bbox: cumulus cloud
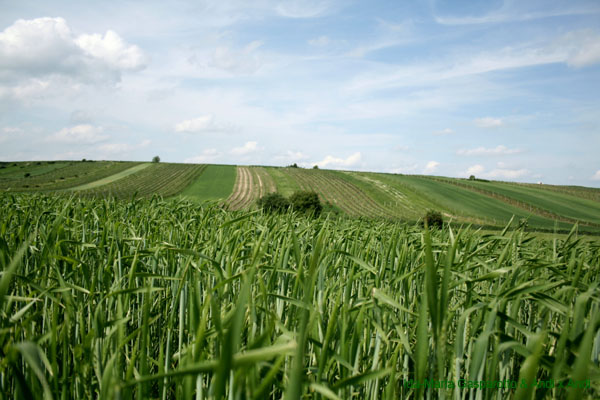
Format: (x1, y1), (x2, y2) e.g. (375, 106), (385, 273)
(474, 117), (503, 128)
(592, 170), (600, 180)
(457, 145), (522, 156)
(466, 164), (485, 176)
(47, 124), (108, 144)
(468, 164), (529, 180)
(231, 141), (260, 156)
(314, 152), (361, 168)
(0, 17), (147, 95)
(423, 161), (440, 174)
(174, 115), (232, 133)
(75, 30), (147, 71)
(184, 149), (221, 163)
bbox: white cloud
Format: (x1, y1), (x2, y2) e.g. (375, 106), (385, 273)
(434, 128), (453, 135)
(314, 152), (361, 168)
(557, 29), (600, 68)
(592, 170), (600, 180)
(207, 40), (264, 74)
(75, 30), (147, 71)
(423, 161), (439, 174)
(457, 145), (522, 156)
(276, 150), (309, 162)
(184, 149), (221, 163)
(389, 163), (418, 174)
(174, 115), (230, 133)
(474, 117), (503, 128)
(466, 164), (485, 176)
(275, 0), (335, 18)
(97, 143), (132, 154)
(48, 124), (108, 144)
(0, 17), (147, 95)
(487, 168), (529, 179)
(308, 35), (331, 46)
(231, 141), (259, 156)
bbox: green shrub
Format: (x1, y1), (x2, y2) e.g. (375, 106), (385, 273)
(290, 191), (322, 216)
(152, 155), (160, 163)
(257, 193), (289, 213)
(423, 210), (443, 229)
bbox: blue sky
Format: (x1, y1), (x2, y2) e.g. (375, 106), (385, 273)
(1, 0), (599, 186)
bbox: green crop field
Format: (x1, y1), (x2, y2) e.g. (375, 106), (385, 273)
(433, 177), (600, 227)
(0, 193), (598, 399)
(2, 160), (600, 234)
(179, 164), (236, 202)
(0, 161), (140, 192)
(78, 163), (205, 199)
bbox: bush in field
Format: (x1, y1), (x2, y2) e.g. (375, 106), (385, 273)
(290, 191), (322, 216)
(152, 155), (161, 163)
(423, 210), (443, 229)
(257, 193), (289, 213)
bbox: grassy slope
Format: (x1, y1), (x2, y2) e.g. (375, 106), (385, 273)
(69, 163), (151, 190)
(179, 164), (236, 202)
(446, 178), (600, 225)
(520, 182), (600, 202)
(79, 163), (205, 199)
(0, 161), (140, 191)
(0, 161), (71, 179)
(381, 175), (577, 230)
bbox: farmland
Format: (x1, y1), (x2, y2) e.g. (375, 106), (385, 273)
(1, 160), (600, 233)
(0, 193), (599, 398)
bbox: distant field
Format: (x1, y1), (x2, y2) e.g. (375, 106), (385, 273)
(0, 161), (140, 191)
(434, 177), (600, 226)
(371, 174), (581, 230)
(69, 163), (151, 190)
(79, 163), (205, 199)
(2, 160), (600, 233)
(179, 164), (236, 202)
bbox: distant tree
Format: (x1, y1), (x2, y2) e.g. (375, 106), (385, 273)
(469, 175), (475, 180)
(82, 158), (86, 162)
(152, 155), (161, 163)
(257, 193), (290, 213)
(289, 163), (299, 168)
(422, 210), (443, 229)
(313, 165), (319, 169)
(290, 191), (322, 217)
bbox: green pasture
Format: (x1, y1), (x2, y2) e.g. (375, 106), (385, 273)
(179, 164), (236, 202)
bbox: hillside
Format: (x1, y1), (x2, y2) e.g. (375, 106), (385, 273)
(2, 160), (599, 233)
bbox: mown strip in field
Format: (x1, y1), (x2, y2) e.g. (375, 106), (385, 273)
(69, 163), (151, 190)
(227, 167), (255, 210)
(0, 161), (140, 191)
(179, 164), (235, 202)
(78, 163), (205, 199)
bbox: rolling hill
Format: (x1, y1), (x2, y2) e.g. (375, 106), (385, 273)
(2, 160), (599, 233)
